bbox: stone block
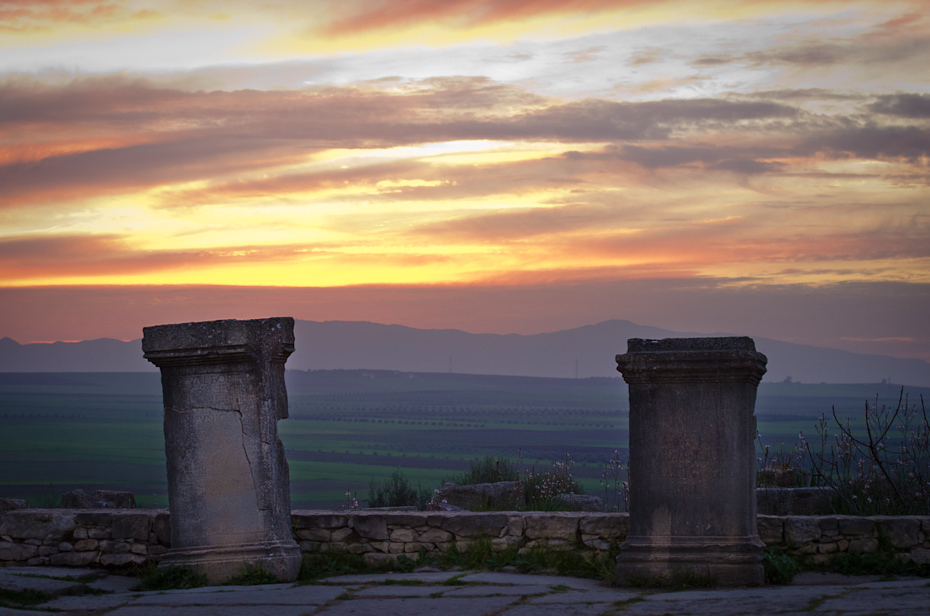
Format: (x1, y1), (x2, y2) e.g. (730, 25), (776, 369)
(87, 528), (111, 539)
(99, 540), (131, 554)
(352, 516), (388, 540)
(99, 553), (146, 567)
(757, 516), (784, 546)
(92, 490), (136, 509)
(441, 513), (510, 538)
(384, 513), (429, 526)
(492, 536), (522, 551)
(875, 517), (920, 548)
(38, 545), (57, 556)
(296, 528), (331, 542)
(817, 542), (838, 554)
(72, 528), (88, 540)
(0, 542), (37, 561)
(838, 517), (874, 536)
(292, 513), (348, 529)
(111, 513), (151, 541)
(153, 513), (170, 545)
(404, 542), (434, 553)
(525, 516), (578, 542)
(298, 541), (320, 552)
(785, 517), (822, 547)
(505, 515), (524, 537)
(579, 514), (626, 539)
(0, 498), (27, 513)
(346, 543), (372, 554)
(61, 489), (96, 508)
(73, 539), (99, 551)
(582, 538), (611, 551)
(418, 528), (452, 543)
(910, 547), (930, 564)
(131, 543), (148, 555)
(57, 542), (74, 552)
(50, 550), (99, 566)
(390, 528), (417, 543)
(0, 510), (76, 541)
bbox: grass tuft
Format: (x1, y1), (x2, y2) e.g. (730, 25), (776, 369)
(224, 563), (279, 586)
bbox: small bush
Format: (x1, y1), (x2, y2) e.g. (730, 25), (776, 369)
(368, 468), (432, 509)
(763, 550), (800, 585)
(224, 563), (279, 586)
(453, 456), (519, 484)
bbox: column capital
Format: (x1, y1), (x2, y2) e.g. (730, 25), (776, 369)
(616, 337), (767, 385)
(142, 317), (294, 368)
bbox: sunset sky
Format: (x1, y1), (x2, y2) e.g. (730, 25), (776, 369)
(1, 0), (928, 361)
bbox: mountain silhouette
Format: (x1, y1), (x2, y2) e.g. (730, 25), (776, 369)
(1, 320), (928, 386)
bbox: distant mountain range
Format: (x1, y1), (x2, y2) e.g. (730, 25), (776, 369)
(1, 319), (928, 386)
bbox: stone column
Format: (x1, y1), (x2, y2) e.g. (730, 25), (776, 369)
(142, 317), (300, 584)
(614, 337), (767, 586)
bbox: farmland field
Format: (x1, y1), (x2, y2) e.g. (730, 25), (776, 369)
(0, 371), (924, 508)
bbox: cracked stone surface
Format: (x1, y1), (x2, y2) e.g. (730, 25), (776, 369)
(2, 566), (928, 616)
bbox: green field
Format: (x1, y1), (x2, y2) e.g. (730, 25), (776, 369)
(0, 371), (924, 508)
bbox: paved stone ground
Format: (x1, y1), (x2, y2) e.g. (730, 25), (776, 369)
(1, 566), (928, 615)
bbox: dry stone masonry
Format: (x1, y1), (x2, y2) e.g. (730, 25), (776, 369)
(615, 337), (768, 586)
(3, 510), (929, 571)
(142, 317), (301, 584)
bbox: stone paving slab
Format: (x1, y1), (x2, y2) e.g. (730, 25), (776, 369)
(107, 606), (318, 616)
(129, 585), (347, 605)
(526, 589), (640, 604)
(350, 584), (446, 597)
(499, 604), (617, 616)
(86, 574), (140, 593)
(457, 571), (606, 590)
(321, 571), (458, 584)
(0, 571), (86, 596)
(819, 585), (930, 616)
(43, 593), (136, 612)
(315, 596), (517, 615)
(0, 608), (44, 616)
(440, 584), (552, 596)
(0, 567), (103, 580)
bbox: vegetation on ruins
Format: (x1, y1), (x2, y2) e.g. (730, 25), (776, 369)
(758, 388), (929, 516)
(131, 563), (207, 591)
(297, 539), (619, 583)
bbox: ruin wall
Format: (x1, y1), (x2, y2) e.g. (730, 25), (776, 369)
(2, 509), (928, 571)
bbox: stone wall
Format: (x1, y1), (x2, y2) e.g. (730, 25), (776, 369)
(2, 509), (929, 571)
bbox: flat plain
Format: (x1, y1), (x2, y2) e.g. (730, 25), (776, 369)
(0, 371), (923, 508)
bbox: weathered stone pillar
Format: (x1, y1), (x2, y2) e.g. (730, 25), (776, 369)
(142, 317), (300, 584)
(614, 337), (767, 586)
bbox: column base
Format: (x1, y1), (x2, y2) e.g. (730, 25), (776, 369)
(615, 535), (764, 587)
(159, 540), (301, 585)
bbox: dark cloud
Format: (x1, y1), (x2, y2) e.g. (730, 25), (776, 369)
(795, 126), (930, 162)
(564, 144), (785, 174)
(869, 93), (930, 118)
(0, 76), (804, 207)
